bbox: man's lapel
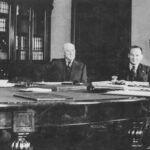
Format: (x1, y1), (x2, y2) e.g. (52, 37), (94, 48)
(136, 64), (146, 80)
(63, 60), (68, 80)
(70, 60), (77, 80)
(126, 65), (131, 81)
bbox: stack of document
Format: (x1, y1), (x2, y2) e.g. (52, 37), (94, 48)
(19, 87), (52, 93)
(91, 81), (126, 90)
(35, 82), (62, 86)
(90, 81), (150, 93)
(0, 80), (14, 87)
(106, 90), (150, 97)
(56, 85), (87, 91)
(115, 80), (149, 87)
(34, 81), (86, 91)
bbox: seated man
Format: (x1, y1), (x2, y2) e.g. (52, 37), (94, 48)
(50, 43), (87, 83)
(118, 45), (150, 82)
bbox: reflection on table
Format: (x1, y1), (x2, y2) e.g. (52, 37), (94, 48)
(0, 81), (149, 150)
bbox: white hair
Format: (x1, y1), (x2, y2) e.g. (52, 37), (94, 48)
(63, 43), (75, 52)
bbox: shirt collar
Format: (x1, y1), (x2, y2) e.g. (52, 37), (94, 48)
(65, 59), (74, 67)
(129, 63), (138, 71)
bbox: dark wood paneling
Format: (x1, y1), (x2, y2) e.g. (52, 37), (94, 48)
(72, 0), (131, 81)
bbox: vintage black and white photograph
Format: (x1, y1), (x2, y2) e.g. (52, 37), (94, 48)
(0, 0), (150, 150)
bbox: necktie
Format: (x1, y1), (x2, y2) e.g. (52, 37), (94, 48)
(130, 65), (136, 81)
(67, 61), (71, 69)
(66, 61), (71, 81)
(132, 65), (136, 74)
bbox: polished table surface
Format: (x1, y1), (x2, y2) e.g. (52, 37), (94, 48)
(0, 86), (150, 150)
(0, 86), (148, 107)
(0, 86), (148, 127)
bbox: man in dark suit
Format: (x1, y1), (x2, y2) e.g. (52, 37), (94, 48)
(50, 43), (87, 83)
(118, 45), (150, 82)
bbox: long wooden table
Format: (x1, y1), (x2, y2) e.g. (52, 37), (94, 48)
(0, 86), (149, 150)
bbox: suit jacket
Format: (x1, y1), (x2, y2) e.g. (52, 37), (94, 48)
(50, 59), (87, 83)
(118, 63), (150, 82)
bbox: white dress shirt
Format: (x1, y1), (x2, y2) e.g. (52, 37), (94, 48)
(65, 59), (73, 67)
(129, 63), (138, 73)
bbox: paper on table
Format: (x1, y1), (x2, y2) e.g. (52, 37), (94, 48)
(61, 81), (73, 85)
(35, 82), (62, 85)
(106, 90), (150, 97)
(19, 87), (52, 93)
(124, 86), (150, 91)
(0, 83), (15, 87)
(116, 81), (149, 87)
(91, 81), (125, 90)
(56, 85), (87, 91)
(0, 80), (14, 87)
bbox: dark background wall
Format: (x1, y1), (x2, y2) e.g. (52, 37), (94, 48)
(72, 0), (131, 81)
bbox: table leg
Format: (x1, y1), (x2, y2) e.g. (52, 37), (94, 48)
(128, 121), (144, 150)
(11, 133), (31, 150)
(11, 111), (35, 150)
